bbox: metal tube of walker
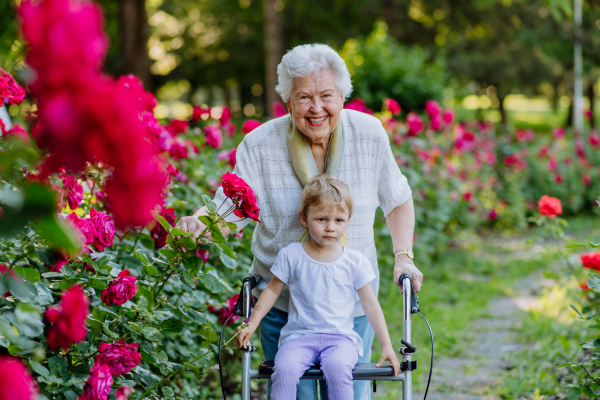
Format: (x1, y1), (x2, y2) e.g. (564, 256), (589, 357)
(402, 276), (412, 400)
(240, 281), (253, 400)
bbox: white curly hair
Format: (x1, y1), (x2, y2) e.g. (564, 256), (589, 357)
(275, 44), (353, 103)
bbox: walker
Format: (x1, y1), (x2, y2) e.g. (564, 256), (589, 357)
(218, 273), (434, 400)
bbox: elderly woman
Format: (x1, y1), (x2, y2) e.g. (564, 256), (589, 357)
(176, 44), (422, 400)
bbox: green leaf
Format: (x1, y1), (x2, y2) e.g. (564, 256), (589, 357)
(181, 272), (196, 287)
(155, 213), (173, 232)
(571, 304), (583, 317)
(203, 326), (217, 342)
(138, 296), (148, 312)
(581, 385), (595, 397)
(184, 309), (208, 324)
(33, 282), (54, 306)
(142, 263), (159, 277)
(184, 256), (203, 276)
(13, 267), (40, 283)
(88, 280), (107, 290)
(93, 256), (111, 270)
(137, 287), (155, 309)
(161, 319), (185, 337)
(64, 390), (78, 400)
(565, 244), (587, 249)
(170, 228), (191, 237)
(219, 253), (237, 269)
(29, 360), (49, 377)
(140, 327), (163, 342)
(218, 243), (237, 259)
(203, 195), (217, 213)
(134, 250), (148, 265)
(7, 279), (36, 302)
(166, 235), (178, 251)
(134, 366), (160, 387)
(37, 214), (81, 255)
(590, 242), (600, 248)
(593, 339), (600, 348)
(162, 387), (175, 397)
(160, 248), (178, 260)
(152, 350), (168, 363)
(178, 237), (197, 251)
(567, 388), (581, 400)
(199, 216), (226, 243)
(197, 274), (223, 293)
(141, 236), (155, 249)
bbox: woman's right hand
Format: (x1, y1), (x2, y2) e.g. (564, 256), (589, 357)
(174, 215), (207, 243)
(236, 324), (255, 349)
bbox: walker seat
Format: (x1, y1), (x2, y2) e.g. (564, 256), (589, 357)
(258, 360), (416, 379)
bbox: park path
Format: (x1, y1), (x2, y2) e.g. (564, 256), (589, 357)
(385, 242), (553, 400)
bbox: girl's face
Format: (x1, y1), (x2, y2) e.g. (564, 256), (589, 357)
(300, 203), (350, 248)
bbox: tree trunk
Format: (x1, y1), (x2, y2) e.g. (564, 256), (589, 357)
(588, 81), (595, 128)
(264, 0), (282, 117)
(382, 0), (400, 38)
(119, 0), (151, 89)
(566, 96), (573, 128)
(498, 94), (508, 125)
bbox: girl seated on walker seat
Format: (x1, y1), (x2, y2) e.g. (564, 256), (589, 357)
(236, 174), (400, 400)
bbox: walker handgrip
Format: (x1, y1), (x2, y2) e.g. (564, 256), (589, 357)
(398, 274), (420, 314)
(234, 276), (259, 317)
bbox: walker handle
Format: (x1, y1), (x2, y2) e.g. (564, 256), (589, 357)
(399, 273), (420, 314)
(234, 276), (260, 319)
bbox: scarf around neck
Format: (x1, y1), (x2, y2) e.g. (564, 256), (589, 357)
(287, 115), (347, 245)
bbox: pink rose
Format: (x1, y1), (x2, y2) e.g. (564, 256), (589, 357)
(222, 121), (236, 137)
(217, 294), (240, 325)
(424, 100), (442, 119)
(442, 109), (454, 125)
(217, 148), (237, 169)
(90, 208), (115, 252)
(101, 270), (138, 306)
(68, 213), (96, 247)
(79, 363), (113, 400)
(60, 174), (84, 209)
(166, 119), (189, 136)
(45, 285), (89, 351)
(3, 124), (30, 142)
(221, 172), (250, 201)
(430, 115), (442, 131)
(196, 248), (210, 264)
(241, 119), (262, 134)
(406, 112), (424, 136)
(344, 98), (373, 115)
(115, 74), (156, 112)
(272, 101), (287, 117)
(219, 106), (232, 125)
(383, 98), (401, 115)
(233, 188), (260, 222)
(0, 356), (37, 400)
(191, 105), (210, 121)
(168, 140), (189, 160)
(552, 127), (565, 138)
(589, 133), (600, 147)
(116, 386), (132, 400)
(95, 339), (141, 376)
(204, 125), (223, 149)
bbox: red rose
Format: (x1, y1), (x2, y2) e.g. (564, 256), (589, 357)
(537, 195), (562, 218)
(95, 339), (141, 376)
(233, 189), (260, 222)
(583, 175), (591, 186)
(0, 356), (37, 400)
(3, 124), (30, 143)
(383, 98), (401, 115)
(581, 253), (600, 271)
(150, 207), (176, 249)
(424, 100), (441, 119)
(67, 212), (96, 246)
(45, 252), (70, 273)
(272, 101), (287, 117)
(116, 386), (132, 400)
(0, 264), (20, 297)
(219, 106), (232, 125)
(89, 208), (115, 252)
(204, 125), (223, 149)
(79, 363), (113, 400)
(168, 140), (189, 160)
(221, 172), (250, 201)
(60, 174), (84, 209)
(166, 119), (189, 136)
(463, 192), (473, 201)
(191, 105), (210, 121)
(115, 74), (156, 112)
(406, 112), (424, 136)
(217, 294), (240, 325)
(101, 270), (137, 306)
(45, 285), (89, 351)
(580, 281), (590, 291)
(553, 127), (565, 138)
(589, 133), (600, 147)
(0, 69), (26, 105)
(430, 115), (442, 131)
(241, 119), (262, 134)
(489, 209), (498, 220)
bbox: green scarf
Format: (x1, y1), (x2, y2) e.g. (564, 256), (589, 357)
(287, 116), (345, 186)
(287, 116), (346, 245)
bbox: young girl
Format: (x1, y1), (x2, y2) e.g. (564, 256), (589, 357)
(236, 174), (400, 400)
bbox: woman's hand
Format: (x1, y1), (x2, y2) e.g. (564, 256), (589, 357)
(174, 215), (207, 243)
(236, 323), (256, 349)
(393, 258), (423, 293)
(376, 345), (400, 376)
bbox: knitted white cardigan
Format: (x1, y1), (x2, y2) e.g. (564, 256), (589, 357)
(214, 109), (412, 316)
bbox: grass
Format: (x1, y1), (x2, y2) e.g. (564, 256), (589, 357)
(373, 214), (600, 398)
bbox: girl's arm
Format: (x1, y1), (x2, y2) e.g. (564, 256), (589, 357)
(357, 283), (400, 376)
(236, 275), (286, 349)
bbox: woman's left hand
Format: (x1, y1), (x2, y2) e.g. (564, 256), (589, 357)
(393, 259), (423, 293)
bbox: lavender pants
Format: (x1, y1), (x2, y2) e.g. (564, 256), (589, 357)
(271, 333), (359, 400)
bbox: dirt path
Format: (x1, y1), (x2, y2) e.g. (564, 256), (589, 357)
(404, 271), (553, 400)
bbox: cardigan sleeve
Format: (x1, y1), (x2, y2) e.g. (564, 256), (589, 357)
(376, 125), (412, 217)
(213, 139), (256, 232)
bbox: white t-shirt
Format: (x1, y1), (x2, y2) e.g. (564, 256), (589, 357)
(270, 242), (376, 357)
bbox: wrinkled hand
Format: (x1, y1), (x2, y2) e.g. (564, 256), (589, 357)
(393, 259), (423, 293)
(376, 345), (400, 376)
(174, 215), (208, 243)
(236, 324), (256, 350)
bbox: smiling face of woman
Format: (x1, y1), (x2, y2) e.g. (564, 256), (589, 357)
(286, 69), (344, 145)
